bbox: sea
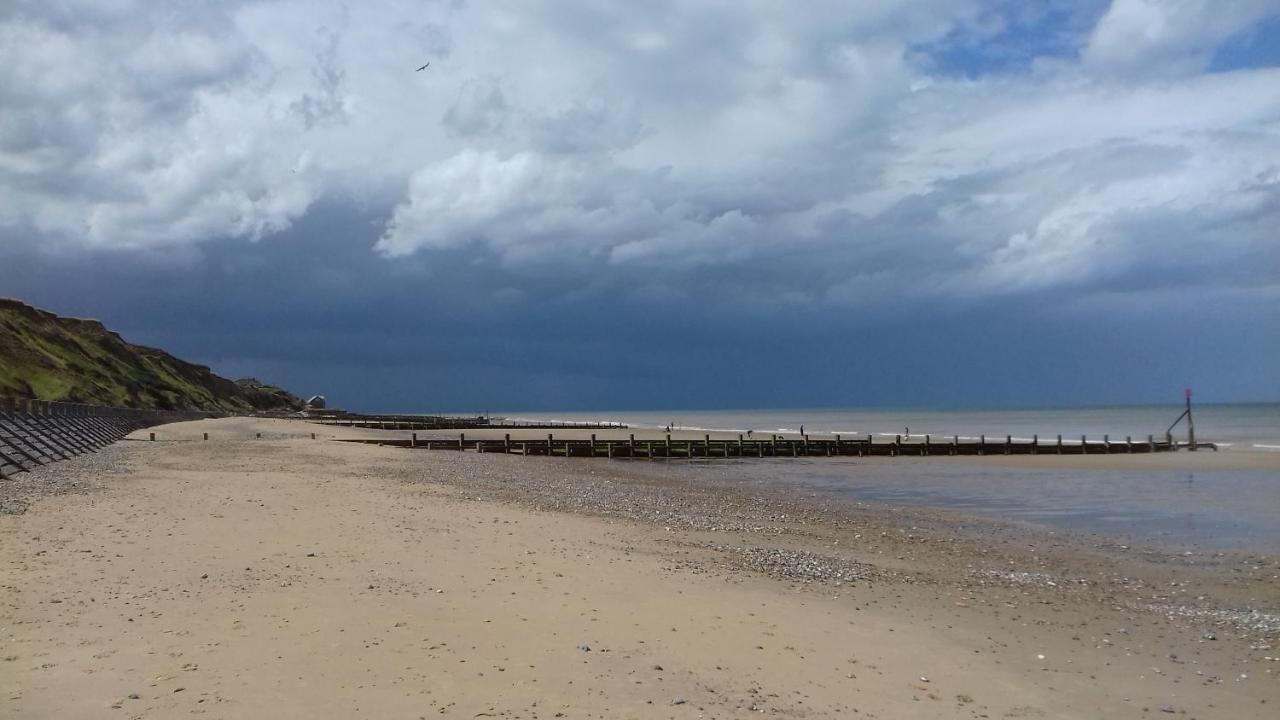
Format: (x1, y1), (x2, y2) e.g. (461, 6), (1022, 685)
(498, 404), (1280, 552)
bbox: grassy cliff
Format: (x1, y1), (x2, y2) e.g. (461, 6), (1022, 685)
(0, 298), (302, 412)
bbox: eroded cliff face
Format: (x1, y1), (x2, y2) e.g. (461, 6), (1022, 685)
(0, 298), (302, 411)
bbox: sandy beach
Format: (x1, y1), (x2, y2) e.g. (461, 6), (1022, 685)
(2, 417), (1277, 718)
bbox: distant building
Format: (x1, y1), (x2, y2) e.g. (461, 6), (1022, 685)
(305, 395), (326, 410)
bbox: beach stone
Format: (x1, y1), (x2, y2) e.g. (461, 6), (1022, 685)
(1159, 705), (1175, 713)
(671, 697), (686, 705)
(127, 693), (139, 700)
(577, 644), (591, 652)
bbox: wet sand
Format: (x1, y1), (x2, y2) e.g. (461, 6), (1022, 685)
(2, 417), (1277, 718)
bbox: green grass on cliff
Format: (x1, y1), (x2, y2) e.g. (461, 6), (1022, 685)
(0, 298), (302, 412)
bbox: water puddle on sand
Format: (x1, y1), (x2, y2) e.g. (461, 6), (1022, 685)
(617, 458), (1280, 552)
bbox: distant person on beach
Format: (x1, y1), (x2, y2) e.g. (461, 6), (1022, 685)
(800, 425), (804, 436)
(747, 430), (753, 438)
(904, 426), (910, 439)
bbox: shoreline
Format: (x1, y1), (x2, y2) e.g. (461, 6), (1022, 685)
(323, 423), (1280, 552)
(3, 417), (1277, 718)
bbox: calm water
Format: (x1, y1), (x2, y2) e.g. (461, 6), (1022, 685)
(500, 404), (1280, 551)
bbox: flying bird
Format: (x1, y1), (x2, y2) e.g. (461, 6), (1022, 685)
(416, 62), (430, 72)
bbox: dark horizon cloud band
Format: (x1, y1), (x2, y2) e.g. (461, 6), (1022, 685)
(1, 1), (1278, 412)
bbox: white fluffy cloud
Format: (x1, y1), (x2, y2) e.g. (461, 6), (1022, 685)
(1084, 0), (1277, 76)
(1, 0), (1277, 308)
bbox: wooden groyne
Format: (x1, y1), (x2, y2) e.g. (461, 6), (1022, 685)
(338, 431), (1211, 459)
(0, 398), (213, 479)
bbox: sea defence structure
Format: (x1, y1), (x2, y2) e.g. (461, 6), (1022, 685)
(0, 397), (212, 479)
(330, 426), (1212, 459)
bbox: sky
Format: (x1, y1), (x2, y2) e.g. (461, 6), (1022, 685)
(1, 0), (1278, 412)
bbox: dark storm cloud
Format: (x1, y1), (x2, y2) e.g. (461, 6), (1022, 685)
(1, 1), (1278, 408)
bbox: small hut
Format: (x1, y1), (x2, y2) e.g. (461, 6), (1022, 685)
(304, 395), (327, 410)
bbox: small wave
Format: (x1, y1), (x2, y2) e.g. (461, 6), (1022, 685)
(501, 415), (627, 427)
(671, 425), (752, 434)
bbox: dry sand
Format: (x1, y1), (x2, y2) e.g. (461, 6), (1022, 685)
(2, 417), (1277, 719)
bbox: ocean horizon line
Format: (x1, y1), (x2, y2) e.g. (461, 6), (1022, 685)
(375, 400), (1280, 418)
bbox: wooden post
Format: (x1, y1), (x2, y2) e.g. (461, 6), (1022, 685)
(952, 435), (958, 456)
(666, 433), (672, 456)
(203, 432), (208, 441)
(459, 433), (465, 451)
(256, 433), (261, 439)
(591, 434), (597, 455)
(311, 432), (316, 440)
(1081, 435), (1087, 455)
(1186, 389), (1197, 451)
(505, 433), (511, 452)
(1005, 434), (1011, 455)
(738, 434), (744, 455)
(1148, 434), (1154, 452)
(1057, 434), (1062, 454)
(894, 434), (901, 457)
(411, 432), (417, 448)
(1126, 435), (1132, 453)
(705, 434), (711, 458)
(149, 432), (155, 441)
(924, 434), (930, 456)
(772, 434), (779, 455)
(1104, 434), (1111, 453)
(629, 433), (636, 453)
(1032, 434), (1038, 455)
(978, 434), (985, 455)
